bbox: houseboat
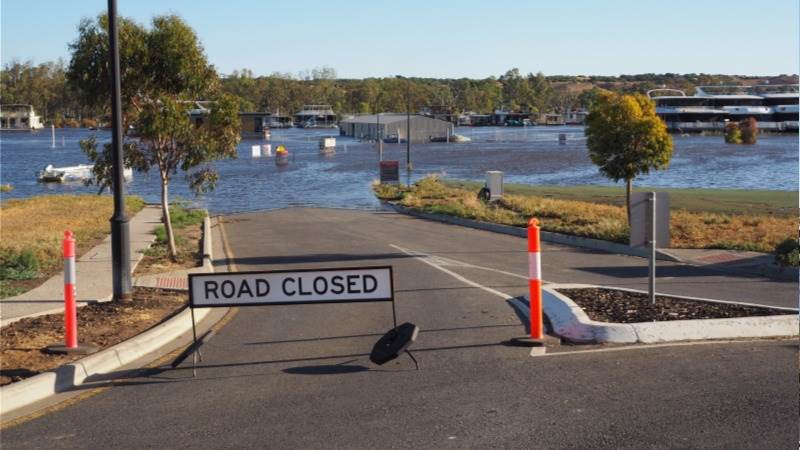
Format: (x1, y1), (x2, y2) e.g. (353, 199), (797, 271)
(294, 105), (337, 128)
(649, 85), (799, 132)
(1, 104), (44, 131)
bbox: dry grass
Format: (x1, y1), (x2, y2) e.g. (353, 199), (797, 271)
(375, 177), (794, 253)
(0, 195), (145, 275)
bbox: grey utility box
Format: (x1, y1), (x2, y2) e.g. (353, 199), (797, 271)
(485, 171), (504, 202)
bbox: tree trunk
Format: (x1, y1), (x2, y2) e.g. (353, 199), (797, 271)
(160, 178), (178, 262)
(626, 178), (633, 226)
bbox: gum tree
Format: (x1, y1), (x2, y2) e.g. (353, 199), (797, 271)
(585, 92), (673, 224)
(69, 14), (239, 260)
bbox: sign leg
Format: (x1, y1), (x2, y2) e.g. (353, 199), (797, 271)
(391, 298), (398, 329)
(649, 192), (657, 305)
(190, 307), (200, 377)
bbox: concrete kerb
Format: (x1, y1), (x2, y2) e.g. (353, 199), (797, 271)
(385, 203), (681, 262)
(0, 212), (219, 421)
(536, 284), (799, 344)
(202, 214), (213, 271)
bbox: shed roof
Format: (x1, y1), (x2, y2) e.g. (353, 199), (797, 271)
(341, 113), (442, 125)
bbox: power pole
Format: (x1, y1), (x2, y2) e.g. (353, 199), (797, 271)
(377, 112), (383, 161)
(406, 83), (411, 171)
(108, 0), (132, 302)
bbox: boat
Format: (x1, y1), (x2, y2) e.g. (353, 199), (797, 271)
(430, 134), (471, 143)
(37, 164), (133, 183)
(1, 104), (44, 131)
(275, 145), (290, 166)
(294, 105), (337, 128)
(319, 137), (336, 154)
(648, 85), (799, 132)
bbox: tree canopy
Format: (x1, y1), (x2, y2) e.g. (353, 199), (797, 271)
(70, 13), (239, 260)
(585, 92), (673, 223)
(6, 46), (795, 123)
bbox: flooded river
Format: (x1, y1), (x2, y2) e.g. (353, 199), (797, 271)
(1, 126), (796, 214)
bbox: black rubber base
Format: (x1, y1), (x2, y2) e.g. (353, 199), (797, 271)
(508, 335), (561, 348)
(43, 344), (99, 355)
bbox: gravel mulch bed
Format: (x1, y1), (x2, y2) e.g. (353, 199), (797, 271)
(557, 288), (796, 324)
(0, 287), (186, 386)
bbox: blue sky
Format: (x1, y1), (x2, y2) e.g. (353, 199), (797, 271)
(2, 0), (798, 78)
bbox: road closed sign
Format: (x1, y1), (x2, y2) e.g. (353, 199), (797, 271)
(189, 266), (393, 307)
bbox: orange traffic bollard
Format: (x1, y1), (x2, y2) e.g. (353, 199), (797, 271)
(527, 218), (543, 339)
(44, 231), (96, 355)
(63, 230), (78, 348)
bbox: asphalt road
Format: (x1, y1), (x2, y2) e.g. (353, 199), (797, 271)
(3, 208), (797, 448)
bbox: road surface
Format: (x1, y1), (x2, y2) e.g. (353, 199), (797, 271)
(3, 208), (796, 448)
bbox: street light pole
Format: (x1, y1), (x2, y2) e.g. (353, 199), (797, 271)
(108, 0), (131, 302)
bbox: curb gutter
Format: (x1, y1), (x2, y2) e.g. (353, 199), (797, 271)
(0, 307), (213, 418)
(202, 215), (213, 271)
(386, 203), (681, 262)
(540, 284), (799, 344)
(0, 212), (219, 420)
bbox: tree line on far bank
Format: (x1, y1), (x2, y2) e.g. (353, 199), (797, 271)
(3, 57), (795, 125)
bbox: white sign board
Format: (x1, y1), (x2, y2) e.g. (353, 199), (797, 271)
(189, 266), (393, 308)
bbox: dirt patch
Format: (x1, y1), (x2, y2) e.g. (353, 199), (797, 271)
(0, 287), (186, 386)
(134, 219), (203, 276)
(556, 288), (795, 324)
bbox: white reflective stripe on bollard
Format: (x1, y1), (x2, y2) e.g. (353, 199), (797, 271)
(528, 252), (541, 280)
(64, 257), (76, 284)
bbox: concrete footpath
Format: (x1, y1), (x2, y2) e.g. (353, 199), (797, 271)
(0, 205), (162, 326)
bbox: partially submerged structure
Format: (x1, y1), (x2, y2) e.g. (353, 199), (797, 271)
(1, 104), (44, 131)
(294, 105), (337, 128)
(339, 113), (453, 143)
(186, 101), (273, 138)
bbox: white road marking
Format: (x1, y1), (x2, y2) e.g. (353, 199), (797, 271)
(389, 244), (531, 281)
(390, 244), (518, 300)
(529, 338), (791, 358)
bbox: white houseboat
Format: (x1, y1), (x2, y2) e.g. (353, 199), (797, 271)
(1, 104), (44, 131)
(648, 85), (799, 132)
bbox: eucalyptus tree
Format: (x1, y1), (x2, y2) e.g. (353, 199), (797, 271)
(69, 13), (239, 260)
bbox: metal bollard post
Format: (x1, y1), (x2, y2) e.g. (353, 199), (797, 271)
(528, 218), (543, 339)
(63, 230), (78, 348)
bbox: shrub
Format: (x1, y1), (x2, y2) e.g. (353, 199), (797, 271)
(61, 118), (80, 128)
(152, 202), (204, 245)
(372, 181), (404, 201)
(740, 117), (758, 145)
(774, 237), (800, 267)
(80, 117), (98, 128)
(168, 201), (206, 228)
(724, 122), (742, 144)
(413, 175), (449, 199)
(0, 249), (39, 281)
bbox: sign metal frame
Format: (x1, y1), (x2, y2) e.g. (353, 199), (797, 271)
(184, 265), (397, 376)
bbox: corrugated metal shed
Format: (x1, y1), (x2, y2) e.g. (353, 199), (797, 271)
(339, 113), (452, 143)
